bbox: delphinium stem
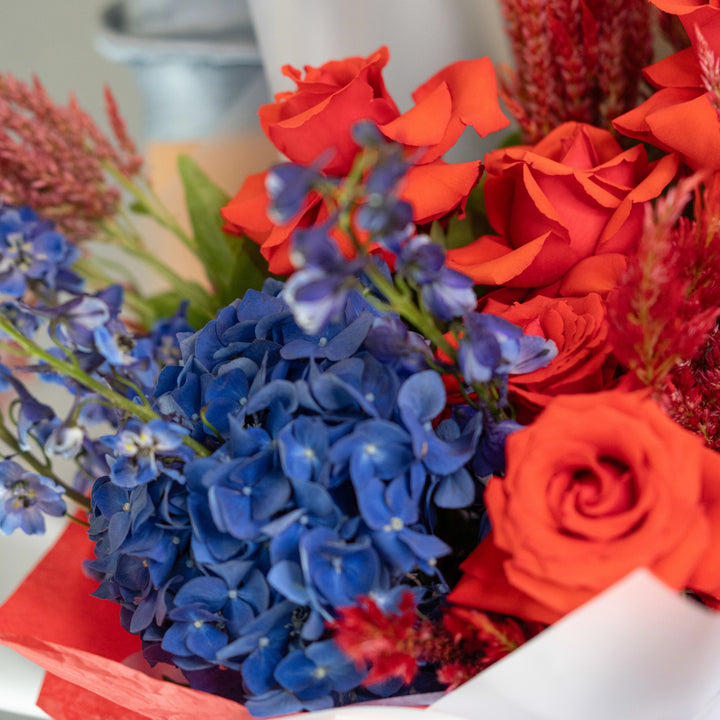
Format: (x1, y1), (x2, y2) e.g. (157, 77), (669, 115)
(363, 262), (457, 360)
(0, 314), (210, 458)
(104, 163), (198, 255)
(98, 217), (215, 324)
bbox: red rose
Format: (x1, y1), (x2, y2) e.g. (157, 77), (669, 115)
(259, 47), (399, 177)
(614, 9), (720, 169)
(222, 48), (510, 274)
(446, 122), (678, 296)
(449, 391), (720, 624)
(484, 293), (616, 417)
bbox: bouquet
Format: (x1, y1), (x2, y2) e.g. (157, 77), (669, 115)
(2, 0), (720, 716)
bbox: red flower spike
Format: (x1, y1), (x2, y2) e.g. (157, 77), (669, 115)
(329, 593), (420, 687)
(499, 0), (652, 142)
(607, 171), (720, 391)
(696, 26), (720, 119)
(330, 594), (539, 692)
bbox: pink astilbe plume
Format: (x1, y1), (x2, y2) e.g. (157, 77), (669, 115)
(607, 172), (720, 391)
(0, 74), (142, 240)
(329, 593), (536, 690)
(499, 0), (652, 142)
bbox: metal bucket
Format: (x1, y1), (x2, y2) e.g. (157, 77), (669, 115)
(95, 0), (270, 141)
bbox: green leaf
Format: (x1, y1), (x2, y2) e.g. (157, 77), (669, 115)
(429, 220), (446, 247)
(178, 155), (269, 307)
(443, 213), (476, 250)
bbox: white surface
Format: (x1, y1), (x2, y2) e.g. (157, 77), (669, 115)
(0, 516), (68, 719)
(433, 570), (720, 720)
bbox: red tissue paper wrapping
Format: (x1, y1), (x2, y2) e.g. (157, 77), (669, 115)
(0, 522), (252, 720)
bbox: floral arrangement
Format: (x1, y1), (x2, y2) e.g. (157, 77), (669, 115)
(2, 0), (720, 717)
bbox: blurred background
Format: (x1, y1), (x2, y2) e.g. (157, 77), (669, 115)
(0, 2), (510, 718)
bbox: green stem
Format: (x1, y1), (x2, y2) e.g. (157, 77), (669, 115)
(364, 264), (457, 359)
(119, 243), (215, 323)
(66, 513), (90, 528)
(104, 163), (198, 255)
(0, 315), (210, 458)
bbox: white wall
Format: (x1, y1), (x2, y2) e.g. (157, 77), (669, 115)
(0, 0), (141, 141)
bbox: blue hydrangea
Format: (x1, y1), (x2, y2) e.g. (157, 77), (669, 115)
(87, 281), (555, 716)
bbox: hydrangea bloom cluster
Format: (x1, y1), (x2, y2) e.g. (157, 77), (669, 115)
(87, 281), (554, 716)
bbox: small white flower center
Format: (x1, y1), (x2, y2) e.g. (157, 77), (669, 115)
(384, 517), (404, 532)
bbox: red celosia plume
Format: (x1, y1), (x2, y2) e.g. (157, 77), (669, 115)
(499, 0), (652, 142)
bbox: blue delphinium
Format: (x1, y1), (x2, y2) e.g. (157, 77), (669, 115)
(0, 460), (66, 535)
(0, 203), (82, 299)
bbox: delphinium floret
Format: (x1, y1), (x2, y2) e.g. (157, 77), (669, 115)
(0, 459), (66, 535)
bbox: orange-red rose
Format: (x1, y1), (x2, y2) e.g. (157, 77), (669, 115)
(449, 391), (720, 624)
(614, 8), (720, 169)
(222, 47), (510, 275)
(484, 293), (616, 417)
(258, 47), (400, 177)
(446, 122), (678, 297)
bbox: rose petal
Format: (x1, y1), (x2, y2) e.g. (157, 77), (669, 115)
(447, 231), (576, 287)
(558, 254), (628, 296)
(645, 94), (720, 171)
(401, 160), (481, 223)
(449, 531), (562, 625)
(379, 81), (452, 148)
(643, 47), (702, 88)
